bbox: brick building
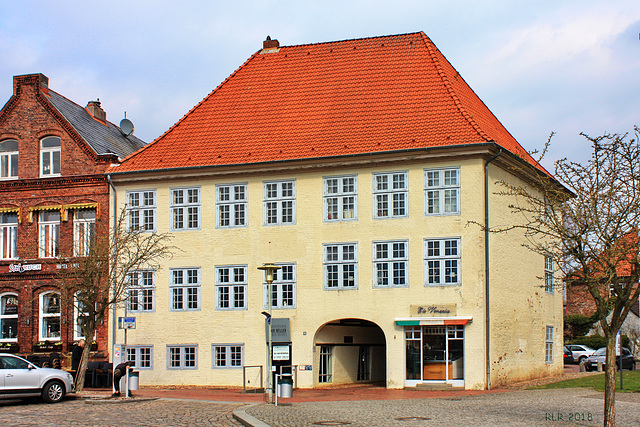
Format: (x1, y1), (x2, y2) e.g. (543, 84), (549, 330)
(0, 73), (145, 357)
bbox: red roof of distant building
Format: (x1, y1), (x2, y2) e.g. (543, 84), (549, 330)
(111, 32), (542, 173)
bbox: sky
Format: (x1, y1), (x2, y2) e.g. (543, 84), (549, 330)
(1, 0), (638, 169)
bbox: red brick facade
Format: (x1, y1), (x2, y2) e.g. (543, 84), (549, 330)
(0, 74), (142, 357)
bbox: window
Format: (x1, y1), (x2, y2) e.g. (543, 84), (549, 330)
(0, 293), (18, 341)
(39, 292), (61, 341)
(373, 172), (407, 219)
(424, 168), (460, 215)
(73, 292), (91, 341)
(39, 211), (60, 258)
(40, 136), (61, 177)
(323, 176), (357, 221)
(318, 345), (333, 383)
(171, 187), (200, 231)
(167, 345), (197, 369)
(263, 180), (296, 225)
(170, 268), (200, 311)
(373, 240), (408, 287)
(424, 238), (461, 285)
(0, 212), (18, 259)
(215, 266), (247, 310)
(127, 190), (156, 231)
(74, 209), (96, 256)
(0, 139), (18, 179)
(128, 271), (155, 312)
(263, 263), (296, 309)
(545, 326), (554, 363)
(323, 243), (358, 289)
(126, 346), (153, 369)
(212, 344), (244, 368)
(545, 256), (553, 293)
(216, 184), (248, 228)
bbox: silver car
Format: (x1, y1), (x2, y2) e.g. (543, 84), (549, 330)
(0, 353), (74, 403)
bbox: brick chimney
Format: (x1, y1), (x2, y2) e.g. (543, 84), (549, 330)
(86, 99), (106, 123)
(263, 35), (280, 50)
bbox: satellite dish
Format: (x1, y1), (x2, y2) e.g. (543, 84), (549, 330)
(120, 118), (134, 136)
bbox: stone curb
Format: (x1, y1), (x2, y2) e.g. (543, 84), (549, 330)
(233, 403), (271, 427)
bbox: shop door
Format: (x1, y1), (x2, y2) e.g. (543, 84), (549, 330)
(405, 325), (464, 385)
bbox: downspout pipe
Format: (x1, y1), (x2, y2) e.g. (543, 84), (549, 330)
(107, 174), (117, 391)
(484, 148), (502, 390)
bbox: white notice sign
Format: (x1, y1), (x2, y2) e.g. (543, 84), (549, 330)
(272, 345), (290, 361)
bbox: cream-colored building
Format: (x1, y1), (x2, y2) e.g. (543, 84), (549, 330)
(108, 33), (563, 390)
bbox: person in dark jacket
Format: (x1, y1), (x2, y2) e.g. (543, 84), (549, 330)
(71, 339), (85, 378)
(112, 361), (134, 397)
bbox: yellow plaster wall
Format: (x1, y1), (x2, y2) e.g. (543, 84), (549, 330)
(110, 156), (562, 389)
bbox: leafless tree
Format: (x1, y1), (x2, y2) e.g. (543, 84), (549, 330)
(487, 127), (640, 427)
(55, 207), (175, 392)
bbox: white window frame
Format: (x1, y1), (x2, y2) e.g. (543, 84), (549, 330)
(40, 136), (61, 177)
(323, 243), (358, 290)
(0, 293), (18, 342)
(171, 187), (201, 231)
(127, 271), (156, 312)
(323, 175), (357, 222)
(212, 344), (244, 369)
(373, 240), (408, 288)
(545, 326), (554, 364)
(216, 183), (248, 228)
(0, 212), (18, 260)
(170, 268), (201, 311)
(126, 345), (153, 369)
(39, 291), (61, 341)
(0, 139), (19, 180)
(73, 292), (92, 341)
(373, 171), (408, 219)
(424, 167), (460, 215)
(167, 345), (198, 369)
(424, 238), (461, 286)
(215, 265), (247, 310)
(263, 263), (296, 309)
(545, 256), (554, 294)
(38, 211), (60, 258)
(263, 180), (296, 226)
(73, 209), (96, 257)
(126, 190), (156, 232)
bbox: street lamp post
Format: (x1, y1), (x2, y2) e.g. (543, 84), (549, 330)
(258, 263), (280, 404)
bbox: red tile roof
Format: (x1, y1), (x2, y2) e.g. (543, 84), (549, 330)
(112, 32), (541, 173)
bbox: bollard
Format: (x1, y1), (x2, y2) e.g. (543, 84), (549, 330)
(579, 360), (586, 372)
(597, 361), (603, 372)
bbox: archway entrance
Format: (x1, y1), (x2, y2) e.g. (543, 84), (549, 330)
(314, 318), (386, 386)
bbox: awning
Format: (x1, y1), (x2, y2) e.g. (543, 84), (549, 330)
(28, 203), (99, 222)
(0, 207), (21, 223)
(395, 316), (472, 326)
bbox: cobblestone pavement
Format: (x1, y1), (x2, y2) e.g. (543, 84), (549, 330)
(0, 397), (243, 427)
(244, 389), (640, 426)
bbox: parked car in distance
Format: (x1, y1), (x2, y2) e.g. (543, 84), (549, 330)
(564, 346), (574, 364)
(565, 344), (595, 364)
(585, 347), (636, 372)
(0, 353), (74, 403)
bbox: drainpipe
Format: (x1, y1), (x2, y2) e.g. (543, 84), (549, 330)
(484, 148), (502, 390)
(107, 174), (117, 392)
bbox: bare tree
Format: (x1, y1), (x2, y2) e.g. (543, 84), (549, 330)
(487, 127), (640, 427)
(55, 207), (175, 392)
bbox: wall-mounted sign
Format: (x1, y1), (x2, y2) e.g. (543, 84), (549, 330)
(410, 304), (457, 317)
(118, 317), (136, 329)
(265, 318), (291, 342)
(272, 345), (290, 361)
(298, 365), (312, 371)
(8, 263), (42, 273)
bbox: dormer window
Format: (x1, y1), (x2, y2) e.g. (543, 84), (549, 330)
(0, 139), (18, 179)
(40, 136), (61, 177)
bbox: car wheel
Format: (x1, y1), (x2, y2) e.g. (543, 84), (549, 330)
(585, 366), (592, 372)
(42, 380), (65, 403)
(578, 356), (587, 364)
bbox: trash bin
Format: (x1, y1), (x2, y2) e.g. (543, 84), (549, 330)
(119, 370), (140, 392)
(277, 376), (293, 398)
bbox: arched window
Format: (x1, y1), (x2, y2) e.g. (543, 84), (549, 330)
(39, 292), (61, 341)
(0, 139), (18, 179)
(40, 136), (61, 177)
(73, 292), (91, 341)
(0, 293), (18, 341)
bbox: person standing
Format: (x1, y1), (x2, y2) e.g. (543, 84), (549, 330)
(71, 339), (85, 379)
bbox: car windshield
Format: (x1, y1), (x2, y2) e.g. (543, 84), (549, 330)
(593, 348), (607, 356)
